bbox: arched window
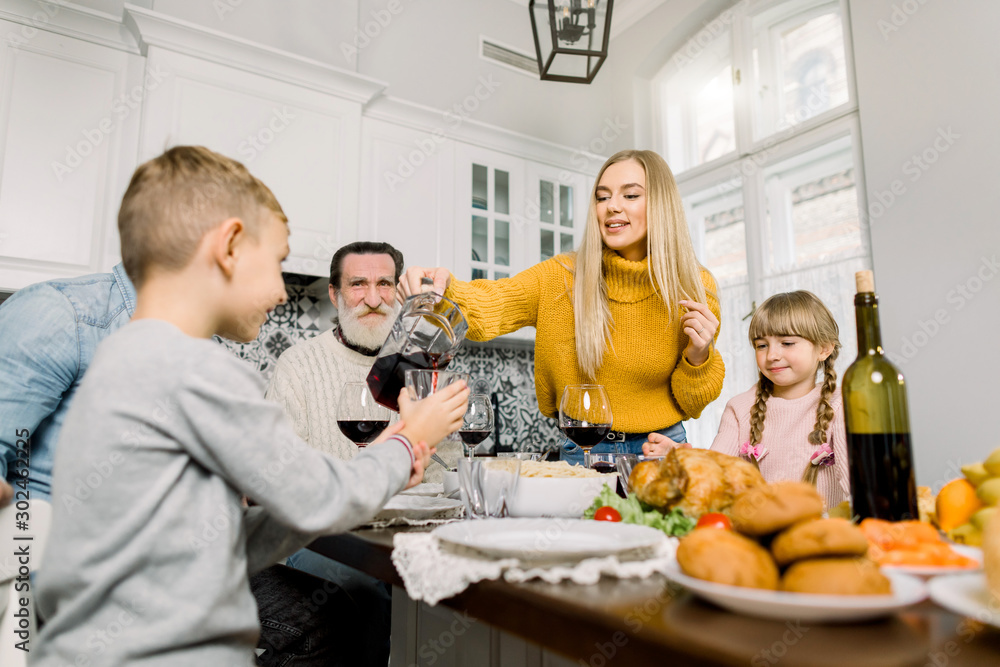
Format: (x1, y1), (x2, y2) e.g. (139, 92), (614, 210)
(654, 0), (870, 446)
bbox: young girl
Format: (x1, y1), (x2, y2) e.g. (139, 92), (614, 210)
(645, 291), (850, 509)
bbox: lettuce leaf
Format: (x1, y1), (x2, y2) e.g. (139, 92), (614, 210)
(583, 484), (696, 537)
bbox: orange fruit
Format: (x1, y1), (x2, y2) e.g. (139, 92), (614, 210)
(936, 478), (983, 532)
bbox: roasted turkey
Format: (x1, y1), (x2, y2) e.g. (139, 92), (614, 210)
(630, 448), (765, 516)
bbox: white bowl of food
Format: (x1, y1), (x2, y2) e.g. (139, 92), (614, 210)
(507, 460), (614, 518)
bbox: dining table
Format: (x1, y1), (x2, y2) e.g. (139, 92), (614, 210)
(308, 525), (1000, 667)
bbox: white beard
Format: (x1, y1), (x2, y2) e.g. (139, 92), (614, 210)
(336, 294), (397, 352)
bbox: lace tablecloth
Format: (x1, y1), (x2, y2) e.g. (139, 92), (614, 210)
(391, 529), (678, 605)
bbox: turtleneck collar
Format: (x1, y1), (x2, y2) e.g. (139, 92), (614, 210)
(601, 248), (657, 303)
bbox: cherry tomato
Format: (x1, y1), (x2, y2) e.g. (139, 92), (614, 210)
(594, 506), (622, 522)
(696, 513), (732, 530)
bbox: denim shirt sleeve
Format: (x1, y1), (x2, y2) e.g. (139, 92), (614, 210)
(0, 284), (80, 480)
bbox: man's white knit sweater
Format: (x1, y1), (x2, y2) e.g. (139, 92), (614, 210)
(265, 330), (459, 481)
(266, 330), (376, 462)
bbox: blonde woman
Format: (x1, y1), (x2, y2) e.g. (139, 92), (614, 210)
(647, 290), (849, 509)
(399, 150), (725, 460)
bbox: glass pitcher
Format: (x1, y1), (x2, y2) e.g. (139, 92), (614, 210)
(366, 292), (468, 411)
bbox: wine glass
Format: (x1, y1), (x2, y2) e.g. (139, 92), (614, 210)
(458, 394), (493, 456)
(337, 382), (391, 448)
(558, 384), (612, 465)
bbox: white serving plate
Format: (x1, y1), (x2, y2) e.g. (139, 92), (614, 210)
(880, 544), (983, 578)
(375, 494), (463, 521)
(506, 475), (615, 518)
(664, 561), (927, 623)
(433, 518), (664, 562)
(928, 573), (1000, 628)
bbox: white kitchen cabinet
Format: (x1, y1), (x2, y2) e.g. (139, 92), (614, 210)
(523, 162), (590, 267)
(451, 146), (592, 343)
(454, 144), (527, 282)
(359, 117), (456, 270)
(0, 21), (143, 291)
(136, 45), (364, 277)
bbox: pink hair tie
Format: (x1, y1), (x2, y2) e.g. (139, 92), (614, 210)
(739, 441), (767, 463)
(810, 443), (835, 467)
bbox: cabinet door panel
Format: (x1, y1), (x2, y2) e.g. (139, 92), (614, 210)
(359, 118), (454, 269)
(139, 47), (361, 277)
(0, 24), (142, 289)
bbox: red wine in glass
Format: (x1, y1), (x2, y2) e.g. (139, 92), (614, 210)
(590, 461), (616, 474)
(338, 382), (391, 448)
(367, 350), (448, 412)
(459, 430), (491, 446)
(558, 385), (613, 457)
(560, 425), (611, 450)
(338, 420), (389, 446)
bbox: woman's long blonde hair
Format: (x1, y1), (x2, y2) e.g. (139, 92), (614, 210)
(573, 150), (707, 378)
(746, 291), (841, 479)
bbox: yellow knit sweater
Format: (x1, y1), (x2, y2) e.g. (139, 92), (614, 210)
(445, 250), (726, 433)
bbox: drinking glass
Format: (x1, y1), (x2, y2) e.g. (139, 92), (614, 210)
(337, 382), (391, 448)
(558, 384), (613, 458)
(458, 457), (520, 519)
(404, 369), (470, 400)
(615, 453), (640, 496)
(458, 394), (493, 456)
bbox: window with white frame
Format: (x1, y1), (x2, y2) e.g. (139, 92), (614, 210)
(654, 0), (870, 447)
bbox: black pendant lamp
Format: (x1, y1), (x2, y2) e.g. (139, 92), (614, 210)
(529, 0), (614, 84)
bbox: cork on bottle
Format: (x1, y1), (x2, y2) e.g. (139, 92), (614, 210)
(855, 270), (875, 293)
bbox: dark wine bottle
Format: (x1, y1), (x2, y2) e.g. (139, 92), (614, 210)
(842, 270), (918, 521)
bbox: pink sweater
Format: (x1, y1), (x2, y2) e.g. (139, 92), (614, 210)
(710, 384), (850, 509)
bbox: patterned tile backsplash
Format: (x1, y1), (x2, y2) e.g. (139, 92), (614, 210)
(215, 283), (563, 452)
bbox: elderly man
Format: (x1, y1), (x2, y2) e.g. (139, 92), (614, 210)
(266, 241), (417, 667)
(266, 241), (403, 460)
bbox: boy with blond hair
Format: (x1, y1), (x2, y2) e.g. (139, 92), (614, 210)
(34, 146), (468, 666)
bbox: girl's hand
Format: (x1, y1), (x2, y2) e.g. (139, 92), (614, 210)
(679, 299), (718, 367)
(642, 433), (692, 457)
(397, 266), (452, 303)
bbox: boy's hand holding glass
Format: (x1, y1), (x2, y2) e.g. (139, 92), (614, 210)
(397, 382), (469, 447)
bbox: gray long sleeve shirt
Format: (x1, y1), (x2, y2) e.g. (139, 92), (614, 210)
(34, 320), (411, 666)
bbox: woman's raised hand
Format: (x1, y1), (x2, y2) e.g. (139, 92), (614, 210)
(397, 266), (452, 303)
(679, 299), (718, 367)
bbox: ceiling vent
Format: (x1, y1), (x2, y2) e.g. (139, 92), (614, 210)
(480, 37), (539, 78)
